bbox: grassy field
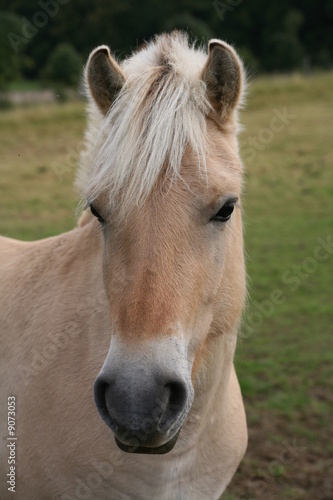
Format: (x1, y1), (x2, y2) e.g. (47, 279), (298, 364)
(1, 73), (332, 499)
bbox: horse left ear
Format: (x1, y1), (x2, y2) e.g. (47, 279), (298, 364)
(201, 40), (245, 121)
(86, 45), (126, 115)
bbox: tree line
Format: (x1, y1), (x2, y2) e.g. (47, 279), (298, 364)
(1, 0), (332, 87)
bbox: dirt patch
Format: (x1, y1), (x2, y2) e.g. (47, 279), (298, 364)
(223, 408), (333, 499)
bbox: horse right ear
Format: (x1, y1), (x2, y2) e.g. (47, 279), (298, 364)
(86, 45), (126, 115)
(201, 40), (245, 121)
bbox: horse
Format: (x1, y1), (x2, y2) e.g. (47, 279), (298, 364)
(0, 32), (247, 499)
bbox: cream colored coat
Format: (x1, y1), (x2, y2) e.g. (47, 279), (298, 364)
(0, 32), (247, 499)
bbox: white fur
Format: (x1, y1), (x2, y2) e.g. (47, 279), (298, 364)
(77, 33), (212, 217)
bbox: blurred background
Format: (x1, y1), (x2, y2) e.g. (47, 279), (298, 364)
(1, 0), (333, 92)
(0, 2), (332, 499)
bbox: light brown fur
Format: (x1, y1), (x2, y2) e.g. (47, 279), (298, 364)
(0, 33), (248, 499)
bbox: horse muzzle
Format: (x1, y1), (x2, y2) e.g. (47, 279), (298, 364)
(93, 336), (194, 454)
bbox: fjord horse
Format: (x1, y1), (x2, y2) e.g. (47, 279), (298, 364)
(0, 33), (247, 499)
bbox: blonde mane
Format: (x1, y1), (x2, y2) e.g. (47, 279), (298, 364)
(1, 32), (249, 499)
(76, 33), (212, 217)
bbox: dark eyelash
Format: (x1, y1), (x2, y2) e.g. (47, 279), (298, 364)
(90, 204), (105, 224)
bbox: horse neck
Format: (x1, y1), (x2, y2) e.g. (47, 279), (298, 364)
(185, 332), (239, 436)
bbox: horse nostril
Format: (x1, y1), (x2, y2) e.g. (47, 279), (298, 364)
(157, 379), (188, 433)
(94, 372), (191, 441)
(94, 378), (118, 431)
(166, 380), (188, 408)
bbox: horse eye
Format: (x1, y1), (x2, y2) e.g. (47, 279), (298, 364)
(211, 201), (236, 222)
(90, 204), (105, 224)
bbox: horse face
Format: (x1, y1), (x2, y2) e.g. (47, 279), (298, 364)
(83, 34), (246, 454)
(92, 126), (245, 453)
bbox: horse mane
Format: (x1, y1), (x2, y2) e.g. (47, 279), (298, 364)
(76, 32), (212, 218)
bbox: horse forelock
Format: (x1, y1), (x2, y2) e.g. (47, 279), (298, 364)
(77, 32), (212, 218)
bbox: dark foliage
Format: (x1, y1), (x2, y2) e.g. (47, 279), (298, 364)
(1, 0), (332, 84)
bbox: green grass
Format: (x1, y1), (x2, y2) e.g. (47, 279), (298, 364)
(238, 72), (333, 416)
(230, 72), (332, 498)
(0, 73), (332, 498)
(5, 80), (47, 92)
(0, 101), (84, 239)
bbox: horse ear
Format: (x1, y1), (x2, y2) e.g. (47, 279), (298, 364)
(86, 45), (126, 115)
(202, 40), (244, 120)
